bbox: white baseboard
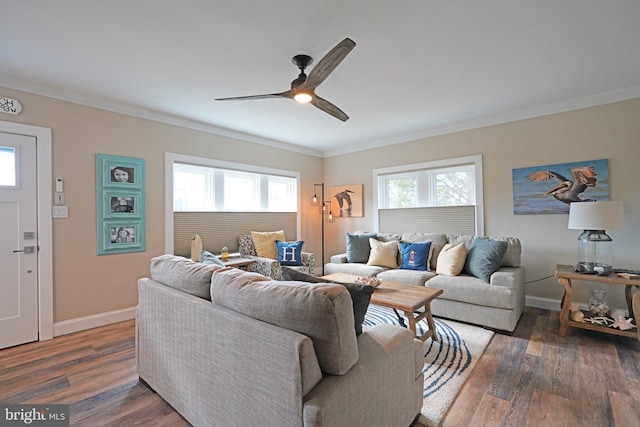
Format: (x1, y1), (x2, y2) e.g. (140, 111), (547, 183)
(525, 295), (561, 311)
(53, 307), (136, 337)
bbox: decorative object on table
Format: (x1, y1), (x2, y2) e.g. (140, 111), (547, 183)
(330, 184), (363, 217)
(612, 316), (637, 330)
(583, 316), (615, 326)
(569, 303), (585, 322)
(96, 154), (145, 255)
(588, 289), (610, 317)
(610, 308), (627, 320)
(311, 183), (335, 274)
(512, 158), (608, 215)
(190, 233), (202, 261)
(568, 201), (624, 275)
(570, 310), (585, 322)
(221, 246), (229, 261)
(353, 276), (382, 288)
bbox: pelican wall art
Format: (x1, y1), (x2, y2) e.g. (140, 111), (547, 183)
(512, 159), (609, 214)
(330, 184), (363, 217)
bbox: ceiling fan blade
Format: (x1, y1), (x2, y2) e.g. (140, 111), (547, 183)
(311, 95), (349, 122)
(303, 38), (356, 90)
(216, 90), (293, 101)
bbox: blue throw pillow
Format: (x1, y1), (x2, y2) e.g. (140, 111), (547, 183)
(463, 238), (508, 282)
(276, 240), (304, 266)
(399, 241), (431, 271)
(199, 250), (226, 267)
(346, 233), (377, 263)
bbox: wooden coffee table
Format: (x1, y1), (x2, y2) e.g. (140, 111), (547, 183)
(322, 272), (443, 341)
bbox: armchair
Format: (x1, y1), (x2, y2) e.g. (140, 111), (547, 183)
(237, 235), (315, 280)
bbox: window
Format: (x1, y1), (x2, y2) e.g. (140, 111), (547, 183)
(0, 146), (16, 186)
(376, 157), (480, 209)
(373, 155), (483, 233)
(173, 161), (298, 212)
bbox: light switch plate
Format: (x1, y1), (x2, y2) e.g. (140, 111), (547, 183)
(52, 205), (69, 218)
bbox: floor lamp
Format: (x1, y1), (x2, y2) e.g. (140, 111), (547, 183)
(312, 183), (334, 275)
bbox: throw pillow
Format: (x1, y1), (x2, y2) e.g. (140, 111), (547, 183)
(281, 266), (374, 335)
(436, 243), (468, 276)
(399, 241), (431, 271)
(275, 240), (304, 266)
(250, 230), (285, 259)
(463, 238), (508, 282)
(345, 232), (377, 263)
(367, 238), (399, 268)
(199, 250), (226, 267)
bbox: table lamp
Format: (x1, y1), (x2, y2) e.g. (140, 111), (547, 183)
(568, 201), (624, 275)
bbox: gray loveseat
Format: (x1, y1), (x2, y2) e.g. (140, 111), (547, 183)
(137, 255), (424, 427)
(325, 232), (525, 332)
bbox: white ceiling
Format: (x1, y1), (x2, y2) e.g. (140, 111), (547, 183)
(1, 1), (639, 157)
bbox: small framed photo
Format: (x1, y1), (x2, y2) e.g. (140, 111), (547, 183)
(99, 220), (146, 254)
(97, 154), (144, 189)
(101, 190), (143, 218)
(96, 154), (145, 255)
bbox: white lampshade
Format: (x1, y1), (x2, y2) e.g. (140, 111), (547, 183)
(568, 201), (624, 231)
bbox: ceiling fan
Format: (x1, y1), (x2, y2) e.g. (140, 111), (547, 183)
(215, 37), (356, 121)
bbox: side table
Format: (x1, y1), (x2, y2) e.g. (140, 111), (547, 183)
(221, 256), (256, 271)
(555, 264), (639, 340)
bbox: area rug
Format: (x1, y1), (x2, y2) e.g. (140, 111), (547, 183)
(363, 305), (494, 427)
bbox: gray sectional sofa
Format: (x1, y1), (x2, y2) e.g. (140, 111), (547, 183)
(137, 255), (424, 427)
(325, 232), (525, 332)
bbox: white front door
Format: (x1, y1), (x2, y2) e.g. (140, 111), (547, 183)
(0, 132), (38, 348)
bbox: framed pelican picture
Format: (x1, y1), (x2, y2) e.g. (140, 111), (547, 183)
(330, 184), (364, 217)
(512, 158), (609, 215)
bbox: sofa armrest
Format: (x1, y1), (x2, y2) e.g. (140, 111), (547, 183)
(303, 324), (423, 427)
(330, 253), (348, 264)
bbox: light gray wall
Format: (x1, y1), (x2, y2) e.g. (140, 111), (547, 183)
(322, 98), (640, 311)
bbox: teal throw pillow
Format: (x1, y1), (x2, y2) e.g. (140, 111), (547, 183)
(346, 233), (377, 263)
(275, 240), (304, 266)
(399, 241), (431, 271)
(463, 238), (508, 282)
(281, 266), (374, 335)
(199, 250), (226, 267)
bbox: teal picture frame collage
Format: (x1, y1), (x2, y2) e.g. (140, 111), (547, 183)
(96, 154), (146, 255)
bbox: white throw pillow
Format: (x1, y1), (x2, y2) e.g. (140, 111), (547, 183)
(436, 243), (468, 276)
(367, 238), (399, 268)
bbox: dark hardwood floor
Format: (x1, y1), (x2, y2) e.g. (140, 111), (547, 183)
(1, 307), (639, 426)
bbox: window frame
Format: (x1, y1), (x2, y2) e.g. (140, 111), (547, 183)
(372, 155), (484, 234)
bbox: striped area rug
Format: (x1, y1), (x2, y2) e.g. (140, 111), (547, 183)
(363, 305), (494, 427)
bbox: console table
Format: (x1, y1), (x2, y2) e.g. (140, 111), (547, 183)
(555, 264), (639, 340)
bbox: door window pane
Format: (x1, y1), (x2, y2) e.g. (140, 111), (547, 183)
(0, 146), (16, 186)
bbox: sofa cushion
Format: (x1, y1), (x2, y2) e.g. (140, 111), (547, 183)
(210, 268), (359, 375)
(281, 267), (374, 335)
(427, 272), (519, 309)
(463, 238), (508, 282)
(150, 254), (224, 300)
(346, 232), (377, 263)
(199, 250), (226, 267)
(401, 233), (447, 271)
(367, 238), (399, 268)
(436, 243), (468, 276)
(447, 235), (521, 268)
(376, 268), (436, 286)
(251, 230), (285, 259)
(324, 262), (388, 277)
(275, 240), (304, 266)
(398, 241), (431, 271)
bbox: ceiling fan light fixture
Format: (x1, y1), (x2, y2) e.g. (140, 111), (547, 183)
(293, 91), (312, 103)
